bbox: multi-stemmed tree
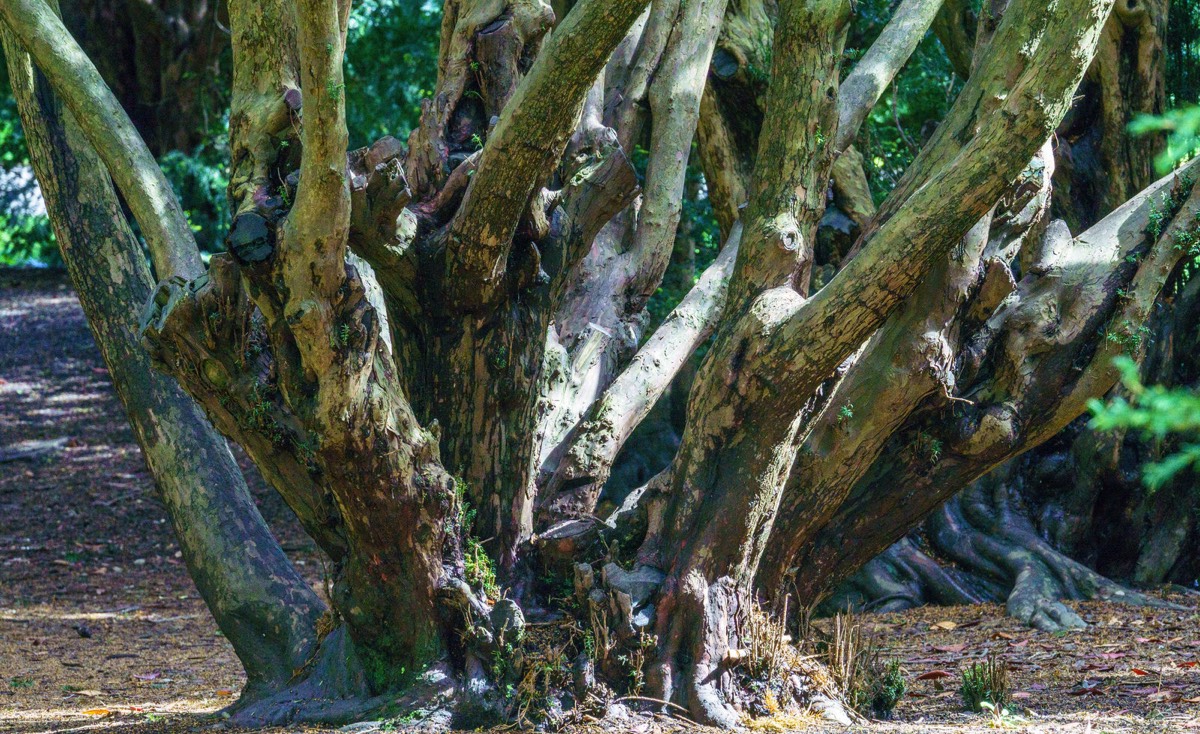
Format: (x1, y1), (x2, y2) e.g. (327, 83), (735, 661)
(4, 0), (1194, 726)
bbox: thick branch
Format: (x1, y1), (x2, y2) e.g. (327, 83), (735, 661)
(2, 17), (323, 696)
(537, 230), (740, 526)
(621, 0), (729, 307)
(726, 0), (851, 305)
(269, 0), (354, 412)
(769, 0), (1113, 387)
(287, 0), (350, 280)
(0, 0), (202, 280)
(835, 0), (945, 152)
(446, 0), (650, 308)
(227, 0), (299, 215)
(782, 160), (1200, 605)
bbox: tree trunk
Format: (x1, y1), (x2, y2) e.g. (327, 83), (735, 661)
(1, 10), (323, 701)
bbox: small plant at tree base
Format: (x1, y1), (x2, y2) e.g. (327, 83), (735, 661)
(960, 654), (1011, 713)
(464, 535), (499, 601)
(856, 657), (906, 720)
(980, 701), (1028, 729)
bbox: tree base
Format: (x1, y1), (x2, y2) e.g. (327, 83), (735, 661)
(223, 570), (856, 731)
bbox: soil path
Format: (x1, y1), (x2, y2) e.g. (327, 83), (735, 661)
(1, 271), (1197, 733)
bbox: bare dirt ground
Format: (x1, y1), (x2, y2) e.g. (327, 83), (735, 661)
(1, 270), (1198, 734)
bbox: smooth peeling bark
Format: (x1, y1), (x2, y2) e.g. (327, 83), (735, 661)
(0, 19), (324, 699)
(725, 0), (852, 306)
(401, 0), (653, 574)
(537, 230), (740, 527)
(758, 208), (999, 603)
(532, 0), (731, 529)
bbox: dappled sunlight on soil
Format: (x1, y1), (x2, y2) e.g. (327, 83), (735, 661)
(2, 272), (1198, 733)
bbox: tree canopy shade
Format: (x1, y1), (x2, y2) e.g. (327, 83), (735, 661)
(3, 0), (1197, 728)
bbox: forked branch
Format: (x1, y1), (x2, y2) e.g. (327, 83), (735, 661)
(446, 0), (650, 308)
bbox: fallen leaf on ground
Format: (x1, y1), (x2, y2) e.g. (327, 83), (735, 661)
(932, 621), (957, 631)
(81, 709), (110, 717)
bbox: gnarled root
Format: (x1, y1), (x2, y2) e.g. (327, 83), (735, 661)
(838, 467), (1174, 633)
(927, 473), (1171, 631)
(646, 572), (855, 728)
(825, 536), (1001, 615)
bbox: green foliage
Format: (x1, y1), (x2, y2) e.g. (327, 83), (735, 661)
(1130, 106), (1200, 175)
(0, 94), (57, 266)
(345, 0), (441, 146)
(979, 701), (1028, 729)
(465, 535), (499, 601)
(0, 212), (56, 267)
(960, 655), (1011, 713)
(1089, 356), (1200, 491)
(454, 478), (499, 600)
(854, 658), (906, 719)
(859, 657), (902, 714)
(838, 402), (855, 423)
(914, 431), (944, 465)
(158, 142), (231, 254)
(1103, 320), (1153, 357)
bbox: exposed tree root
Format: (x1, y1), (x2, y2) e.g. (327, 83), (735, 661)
(833, 468), (1174, 633)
